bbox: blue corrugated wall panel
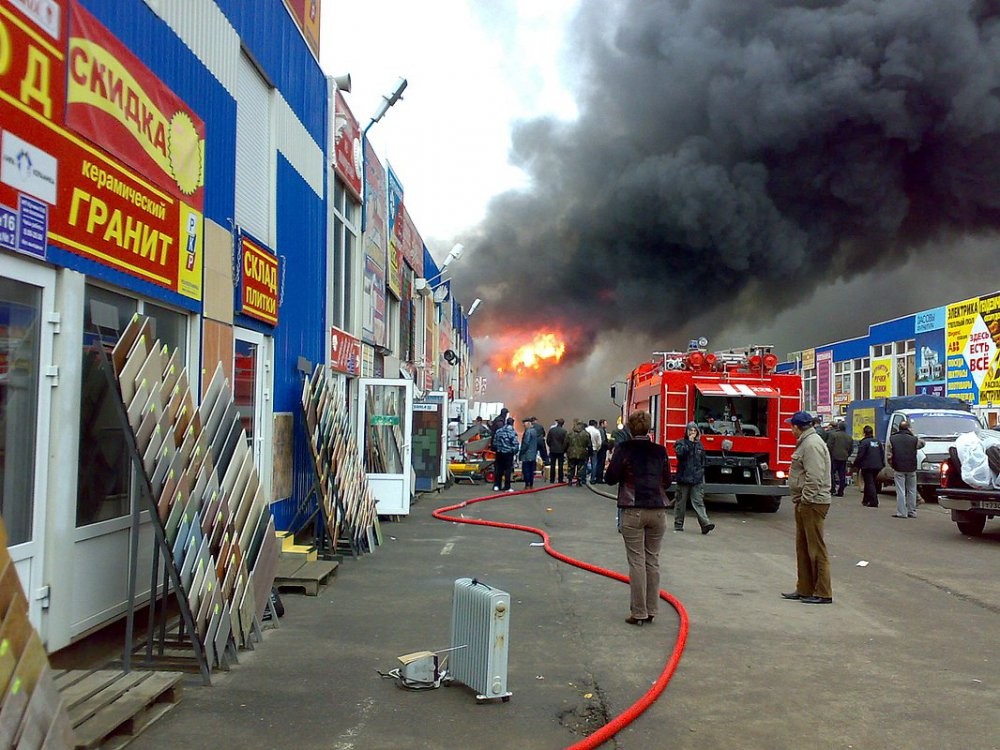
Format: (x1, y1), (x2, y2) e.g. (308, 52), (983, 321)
(274, 154), (325, 504)
(273, 155), (325, 413)
(830, 337), (870, 362)
(215, 0), (327, 146)
(869, 315), (915, 345)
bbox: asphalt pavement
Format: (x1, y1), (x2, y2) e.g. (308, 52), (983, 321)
(128, 479), (1000, 750)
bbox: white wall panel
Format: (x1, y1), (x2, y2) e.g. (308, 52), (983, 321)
(142, 0), (239, 96)
(235, 53), (271, 243)
(275, 92), (324, 199)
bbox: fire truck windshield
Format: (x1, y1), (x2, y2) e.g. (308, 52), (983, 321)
(696, 395), (770, 437)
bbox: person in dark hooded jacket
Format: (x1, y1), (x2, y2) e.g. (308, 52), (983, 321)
(519, 418), (539, 489)
(673, 422), (715, 534)
(852, 424), (884, 507)
(488, 408), (509, 448)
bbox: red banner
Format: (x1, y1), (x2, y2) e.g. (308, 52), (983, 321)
(333, 91), (362, 200)
(393, 202), (423, 277)
(67, 1), (205, 208)
(239, 234), (279, 325)
(330, 325), (361, 376)
(0, 0), (203, 300)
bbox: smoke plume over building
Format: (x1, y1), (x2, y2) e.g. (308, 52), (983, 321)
(449, 0), (1000, 420)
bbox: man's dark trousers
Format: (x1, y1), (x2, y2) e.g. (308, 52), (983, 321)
(549, 453), (565, 483)
(830, 459), (847, 496)
(593, 447), (608, 483)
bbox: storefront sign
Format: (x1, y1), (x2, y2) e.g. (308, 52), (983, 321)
(333, 91), (362, 200)
(915, 306), (945, 334)
(369, 414), (398, 426)
(9, 0), (60, 38)
(361, 255), (385, 346)
(0, 206), (17, 251)
(67, 1), (205, 206)
(946, 296), (981, 403)
(1, 131), (58, 204)
(329, 325), (360, 376)
(800, 348), (815, 371)
(815, 350), (832, 412)
(870, 357), (892, 398)
(914, 305), (946, 392)
(0, 0), (204, 300)
(16, 195), (48, 259)
(238, 234), (279, 325)
(424, 294), (435, 390)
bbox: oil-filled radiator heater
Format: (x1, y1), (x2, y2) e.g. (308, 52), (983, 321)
(449, 577), (512, 702)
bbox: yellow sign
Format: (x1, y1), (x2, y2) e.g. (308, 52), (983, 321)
(801, 348), (815, 370)
(870, 357), (892, 398)
(850, 407), (875, 440)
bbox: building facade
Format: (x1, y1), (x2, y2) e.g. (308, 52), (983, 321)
(782, 290), (1000, 422)
(1, 0), (474, 653)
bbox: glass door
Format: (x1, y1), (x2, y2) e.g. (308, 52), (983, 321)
(234, 328), (272, 498)
(1, 260), (55, 631)
(357, 378), (413, 515)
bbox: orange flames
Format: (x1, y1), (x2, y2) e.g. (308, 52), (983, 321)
(496, 332), (567, 375)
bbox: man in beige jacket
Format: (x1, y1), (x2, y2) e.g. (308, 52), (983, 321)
(781, 411), (834, 604)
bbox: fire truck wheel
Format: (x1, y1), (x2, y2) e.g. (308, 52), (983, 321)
(757, 496), (781, 513)
(736, 494), (781, 513)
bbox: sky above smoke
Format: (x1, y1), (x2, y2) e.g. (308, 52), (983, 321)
(449, 0), (1000, 424)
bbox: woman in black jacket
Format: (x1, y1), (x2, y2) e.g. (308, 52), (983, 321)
(605, 410), (672, 626)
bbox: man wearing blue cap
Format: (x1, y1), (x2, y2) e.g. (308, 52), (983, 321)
(781, 411), (834, 604)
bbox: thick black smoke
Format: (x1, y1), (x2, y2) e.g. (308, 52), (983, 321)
(450, 0), (1000, 351)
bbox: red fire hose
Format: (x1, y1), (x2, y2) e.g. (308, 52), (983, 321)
(433, 484), (690, 749)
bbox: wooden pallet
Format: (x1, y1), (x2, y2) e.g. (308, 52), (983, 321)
(273, 558), (339, 596)
(53, 669), (183, 750)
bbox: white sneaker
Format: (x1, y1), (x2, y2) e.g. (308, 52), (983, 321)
(493, 486), (500, 492)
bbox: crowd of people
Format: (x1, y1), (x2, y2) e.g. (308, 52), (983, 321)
(479, 413), (616, 492)
(474, 406), (924, 624)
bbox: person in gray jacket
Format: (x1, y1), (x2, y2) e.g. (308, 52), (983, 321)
(781, 411), (834, 604)
(673, 422), (715, 534)
(889, 420), (922, 518)
(827, 421), (854, 496)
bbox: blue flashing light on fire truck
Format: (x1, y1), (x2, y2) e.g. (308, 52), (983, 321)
(613, 341), (803, 512)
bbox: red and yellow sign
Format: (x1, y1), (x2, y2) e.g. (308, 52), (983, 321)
(0, 0), (203, 300)
(238, 234), (279, 325)
(67, 1), (204, 206)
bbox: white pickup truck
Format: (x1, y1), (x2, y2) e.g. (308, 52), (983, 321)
(937, 485), (1000, 535)
(937, 431), (1000, 535)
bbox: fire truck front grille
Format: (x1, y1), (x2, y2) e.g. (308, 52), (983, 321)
(704, 454), (761, 485)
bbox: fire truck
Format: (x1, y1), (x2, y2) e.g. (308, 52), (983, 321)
(614, 341), (803, 512)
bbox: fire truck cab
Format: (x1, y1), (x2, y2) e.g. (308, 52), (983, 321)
(617, 342), (803, 513)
